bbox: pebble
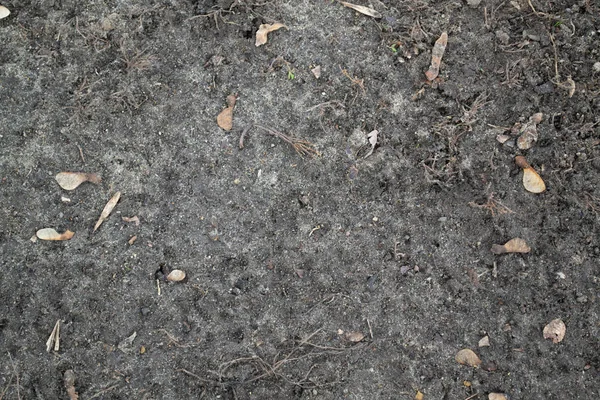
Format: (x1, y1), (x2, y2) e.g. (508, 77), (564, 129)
(467, 0), (481, 6)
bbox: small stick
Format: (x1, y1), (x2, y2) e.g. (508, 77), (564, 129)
(367, 318), (374, 339)
(76, 143), (85, 164)
(465, 393), (480, 400)
(239, 124), (253, 149)
(156, 279), (161, 296)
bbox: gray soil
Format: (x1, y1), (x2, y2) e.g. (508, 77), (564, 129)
(1, 0), (599, 399)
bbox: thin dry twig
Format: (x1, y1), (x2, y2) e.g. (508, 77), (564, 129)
(254, 124), (320, 157)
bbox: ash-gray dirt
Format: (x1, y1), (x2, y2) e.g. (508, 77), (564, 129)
(1, 0), (599, 399)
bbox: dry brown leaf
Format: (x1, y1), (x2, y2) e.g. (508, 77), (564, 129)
(455, 348), (481, 367)
(339, 1), (382, 18)
(122, 216), (140, 226)
(425, 32), (448, 81)
(478, 335), (490, 347)
(94, 191), (121, 232)
(36, 228), (74, 241)
(515, 156), (545, 193)
(167, 269), (186, 282)
(488, 394), (508, 400)
(55, 172), (101, 190)
(415, 390), (424, 400)
(491, 238), (531, 255)
(255, 23), (286, 47)
(543, 318), (566, 343)
(345, 331), (365, 342)
(0, 5), (10, 19)
(64, 370), (79, 400)
(216, 95), (237, 131)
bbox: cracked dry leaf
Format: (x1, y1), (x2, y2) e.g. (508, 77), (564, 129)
(425, 32), (448, 81)
(339, 1), (382, 18)
(94, 191), (121, 232)
(36, 228), (74, 241)
(255, 23), (286, 47)
(543, 318), (566, 343)
(56, 172), (102, 190)
(0, 5), (10, 19)
(216, 95), (237, 131)
(455, 348), (481, 367)
(491, 238), (531, 255)
(515, 156), (546, 193)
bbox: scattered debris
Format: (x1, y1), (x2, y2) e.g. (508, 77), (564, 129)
(255, 23), (286, 47)
(415, 390), (424, 400)
(118, 331), (137, 353)
(425, 32), (448, 81)
(543, 318), (566, 343)
(55, 172), (101, 190)
(46, 320), (61, 352)
(128, 235), (137, 245)
(166, 269), (186, 282)
(516, 113), (542, 150)
(478, 335), (490, 347)
(339, 1), (382, 18)
(0, 5), (10, 19)
(488, 394), (508, 400)
(455, 349), (482, 367)
(254, 124), (319, 157)
(496, 134), (511, 144)
(140, 345), (146, 354)
(94, 191), (121, 232)
(217, 94), (237, 131)
(122, 216), (140, 226)
(515, 156), (546, 193)
(491, 238), (531, 255)
(36, 228), (75, 241)
(64, 370), (79, 400)
(345, 331), (365, 342)
(364, 130), (378, 158)
(311, 65), (321, 79)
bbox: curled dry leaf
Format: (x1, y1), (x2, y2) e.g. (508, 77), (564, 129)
(0, 5), (10, 19)
(94, 191), (121, 232)
(167, 269), (186, 282)
(64, 370), (79, 400)
(543, 318), (566, 343)
(216, 94), (237, 131)
(491, 238), (531, 255)
(455, 348), (482, 367)
(425, 32), (448, 81)
(255, 23), (286, 47)
(55, 172), (101, 190)
(36, 228), (74, 241)
(515, 156), (546, 193)
(489, 394), (508, 400)
(339, 1), (382, 18)
(345, 331), (365, 342)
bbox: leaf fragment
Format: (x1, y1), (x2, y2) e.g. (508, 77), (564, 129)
(36, 228), (75, 241)
(478, 335), (490, 347)
(425, 32), (448, 81)
(455, 348), (481, 367)
(491, 238), (531, 255)
(118, 331), (137, 353)
(255, 23), (286, 47)
(488, 394), (508, 400)
(122, 216), (140, 226)
(339, 1), (382, 18)
(55, 172), (102, 190)
(46, 320), (61, 352)
(217, 95), (237, 131)
(0, 5), (10, 19)
(543, 318), (566, 343)
(94, 191), (121, 232)
(345, 331), (365, 342)
(364, 130), (378, 158)
(515, 156), (545, 193)
(166, 269), (186, 282)
(516, 113), (542, 150)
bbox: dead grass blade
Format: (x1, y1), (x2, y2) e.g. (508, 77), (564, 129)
(254, 125), (320, 158)
(94, 192), (121, 232)
(339, 1), (382, 18)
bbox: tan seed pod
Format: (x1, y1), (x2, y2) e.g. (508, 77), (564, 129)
(515, 156), (546, 193)
(455, 348), (481, 367)
(543, 318), (566, 343)
(36, 228), (75, 241)
(491, 238), (531, 254)
(94, 191), (121, 232)
(255, 23), (286, 47)
(166, 269), (186, 282)
(55, 172), (101, 190)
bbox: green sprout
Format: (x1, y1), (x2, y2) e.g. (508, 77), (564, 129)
(287, 69), (295, 80)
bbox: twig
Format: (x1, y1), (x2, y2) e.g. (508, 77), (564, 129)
(465, 393), (480, 400)
(177, 368), (217, 384)
(239, 124), (253, 149)
(76, 143), (85, 164)
(367, 318), (374, 339)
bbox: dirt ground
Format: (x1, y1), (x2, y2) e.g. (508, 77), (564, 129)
(1, 0), (599, 398)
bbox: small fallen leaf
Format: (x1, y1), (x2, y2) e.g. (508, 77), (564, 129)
(415, 390), (424, 400)
(425, 32), (448, 81)
(345, 331), (365, 342)
(0, 5), (10, 19)
(217, 94), (237, 131)
(94, 191), (121, 232)
(36, 228), (75, 241)
(478, 335), (490, 347)
(339, 1), (382, 18)
(543, 318), (566, 343)
(311, 65), (321, 79)
(118, 331), (137, 353)
(364, 130), (378, 158)
(516, 113), (542, 150)
(491, 238), (531, 255)
(166, 269), (186, 282)
(122, 216), (140, 226)
(255, 23), (286, 47)
(496, 134), (511, 144)
(488, 393), (508, 400)
(515, 156), (546, 193)
(455, 348), (481, 367)
(64, 370), (79, 400)
(55, 172), (101, 190)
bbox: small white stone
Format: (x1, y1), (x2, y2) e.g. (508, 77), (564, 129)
(593, 62), (600, 73)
